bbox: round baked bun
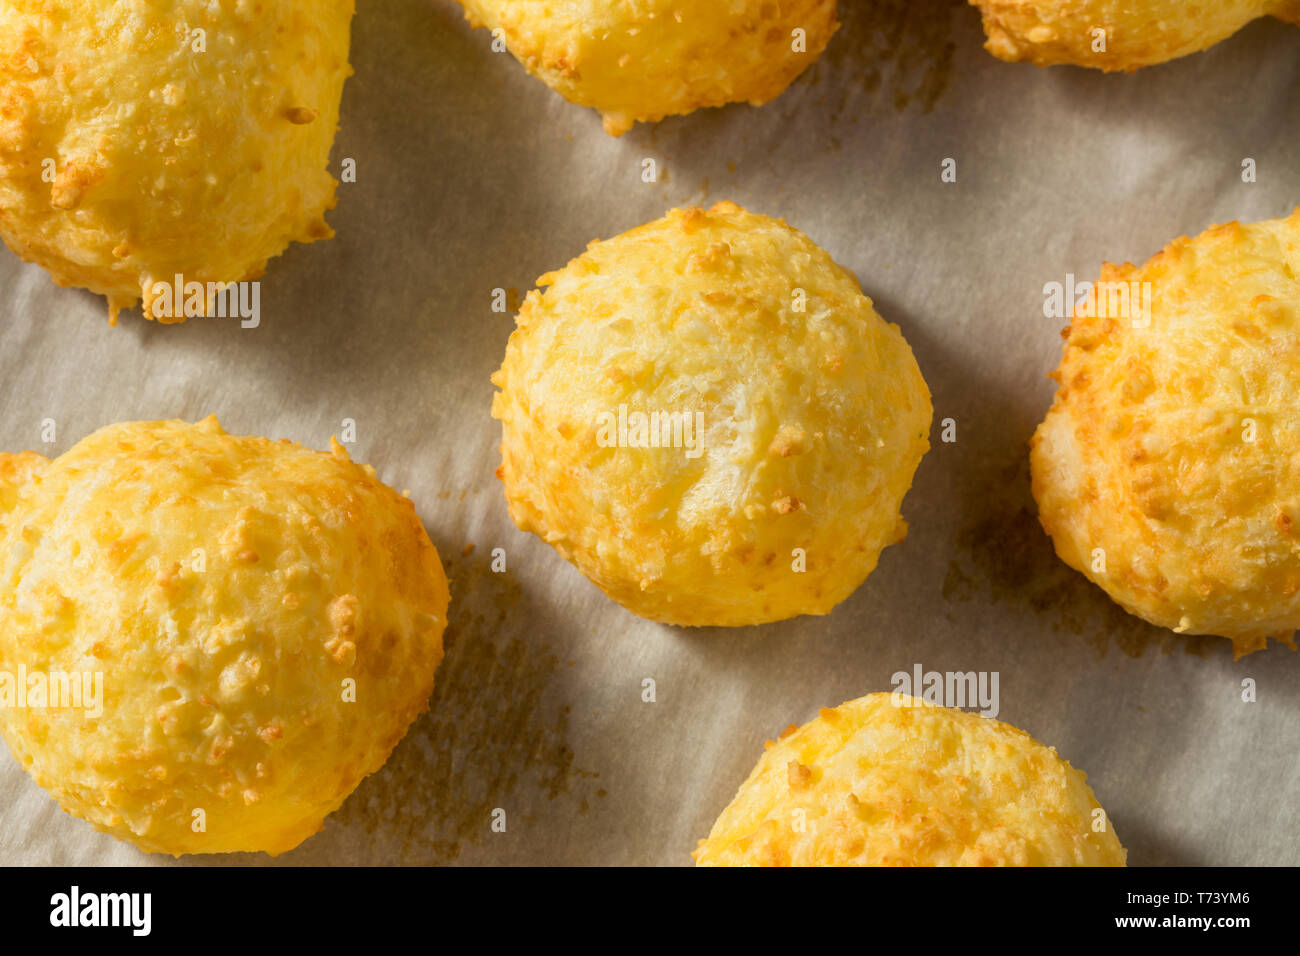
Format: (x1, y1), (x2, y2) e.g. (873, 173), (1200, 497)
(1031, 209), (1300, 658)
(0, 417), (450, 856)
(694, 693), (1126, 866)
(491, 201), (931, 627)
(0, 0), (354, 323)
(970, 0), (1296, 71)
(456, 0), (838, 135)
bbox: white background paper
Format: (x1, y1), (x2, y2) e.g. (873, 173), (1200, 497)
(1, 0), (1297, 866)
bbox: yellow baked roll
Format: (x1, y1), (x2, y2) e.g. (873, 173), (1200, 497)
(970, 0), (1299, 70)
(0, 0), (354, 323)
(491, 201), (931, 627)
(456, 0), (838, 135)
(0, 417), (449, 855)
(695, 693), (1126, 866)
(1032, 210), (1300, 658)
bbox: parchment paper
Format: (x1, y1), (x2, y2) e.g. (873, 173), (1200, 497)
(1, 0), (1297, 866)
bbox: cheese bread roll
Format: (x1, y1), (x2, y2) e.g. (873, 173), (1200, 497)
(695, 693), (1126, 866)
(970, 0), (1299, 71)
(1032, 210), (1300, 658)
(491, 201), (931, 627)
(456, 0), (838, 135)
(0, 0), (354, 323)
(0, 418), (449, 856)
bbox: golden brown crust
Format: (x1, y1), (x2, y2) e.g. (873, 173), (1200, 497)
(0, 0), (354, 321)
(1031, 209), (1300, 657)
(491, 201), (931, 627)
(0, 449), (46, 520)
(0, 417), (450, 855)
(695, 693), (1126, 866)
(970, 0), (1295, 71)
(457, 0), (838, 135)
